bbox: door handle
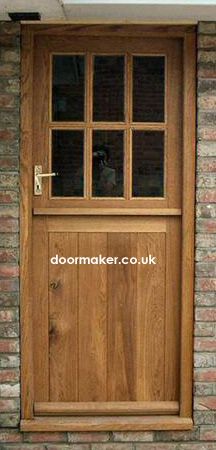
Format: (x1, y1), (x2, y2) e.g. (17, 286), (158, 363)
(34, 165), (58, 195)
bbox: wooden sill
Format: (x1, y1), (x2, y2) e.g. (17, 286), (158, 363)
(21, 416), (193, 432)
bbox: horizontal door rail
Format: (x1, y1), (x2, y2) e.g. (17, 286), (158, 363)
(33, 208), (182, 216)
(34, 401), (179, 416)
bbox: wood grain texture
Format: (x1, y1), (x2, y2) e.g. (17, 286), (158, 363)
(20, 26), (34, 419)
(136, 233), (166, 401)
(180, 32), (196, 418)
(49, 233), (78, 401)
(107, 233), (137, 401)
(165, 218), (181, 400)
(34, 401), (179, 415)
(33, 208), (182, 216)
(32, 217), (49, 401)
(21, 23), (196, 37)
(46, 216), (167, 233)
(78, 233), (107, 401)
(21, 416), (193, 432)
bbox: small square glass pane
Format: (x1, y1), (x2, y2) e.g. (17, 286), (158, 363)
(132, 131), (164, 197)
(52, 55), (85, 121)
(93, 56), (125, 122)
(92, 130), (124, 197)
(52, 130), (84, 197)
(133, 56), (165, 122)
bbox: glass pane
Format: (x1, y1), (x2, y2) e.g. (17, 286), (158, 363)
(93, 56), (125, 122)
(52, 55), (85, 121)
(133, 56), (165, 122)
(52, 130), (84, 197)
(92, 130), (124, 197)
(132, 131), (164, 197)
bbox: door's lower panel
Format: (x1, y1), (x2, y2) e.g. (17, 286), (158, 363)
(32, 215), (181, 409)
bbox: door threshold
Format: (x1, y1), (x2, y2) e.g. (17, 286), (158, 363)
(21, 416), (193, 432)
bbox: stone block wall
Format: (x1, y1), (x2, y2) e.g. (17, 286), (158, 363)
(0, 20), (216, 449)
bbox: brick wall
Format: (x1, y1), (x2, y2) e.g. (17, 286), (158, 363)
(0, 20), (216, 449)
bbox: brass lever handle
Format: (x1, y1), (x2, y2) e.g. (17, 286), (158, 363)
(37, 172), (58, 178)
(34, 165), (58, 195)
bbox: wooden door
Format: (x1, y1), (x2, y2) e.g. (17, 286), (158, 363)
(21, 25), (196, 431)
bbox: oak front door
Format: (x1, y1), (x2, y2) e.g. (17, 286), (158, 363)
(21, 25), (195, 431)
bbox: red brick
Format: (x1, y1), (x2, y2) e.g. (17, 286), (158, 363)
(199, 68), (216, 78)
(194, 396), (216, 410)
(0, 398), (19, 412)
(0, 278), (19, 291)
(0, 429), (22, 442)
(197, 157), (216, 172)
(198, 34), (216, 50)
(0, 264), (19, 277)
(0, 23), (20, 34)
(68, 432), (111, 443)
(0, 369), (19, 382)
(0, 339), (19, 353)
(0, 309), (17, 322)
(195, 292), (216, 306)
(0, 64), (17, 77)
(0, 249), (17, 263)
(0, 322), (19, 337)
(24, 432), (67, 443)
(194, 368), (216, 381)
(196, 234), (216, 248)
(0, 191), (18, 204)
(198, 95), (216, 110)
(1, 49), (20, 63)
(0, 206), (19, 218)
(196, 249), (216, 262)
(197, 189), (216, 203)
(197, 219), (216, 233)
(0, 94), (15, 108)
(0, 129), (15, 141)
(195, 338), (216, 351)
(112, 432), (153, 442)
(47, 446), (90, 450)
(194, 322), (215, 336)
(154, 428), (199, 442)
(200, 425), (216, 441)
(0, 382), (19, 397)
(199, 127), (216, 140)
(196, 278), (216, 291)
(0, 156), (18, 170)
(195, 308), (216, 321)
(0, 218), (18, 232)
(91, 445), (132, 450)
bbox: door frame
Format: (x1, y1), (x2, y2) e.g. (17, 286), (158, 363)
(20, 23), (196, 431)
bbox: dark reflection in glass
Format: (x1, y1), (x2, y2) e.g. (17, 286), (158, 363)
(52, 55), (85, 121)
(132, 131), (164, 197)
(92, 131), (124, 197)
(52, 130), (84, 197)
(133, 56), (165, 122)
(93, 56), (125, 122)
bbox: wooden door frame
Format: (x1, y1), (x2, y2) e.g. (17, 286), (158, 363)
(20, 24), (196, 431)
